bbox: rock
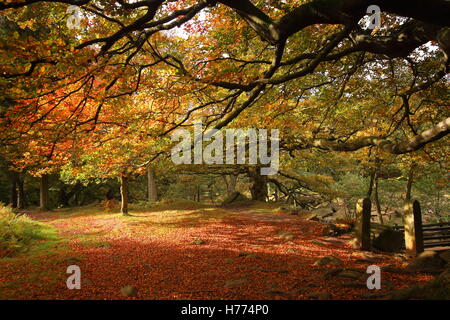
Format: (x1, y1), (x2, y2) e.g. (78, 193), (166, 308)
(224, 278), (249, 287)
(323, 223), (353, 236)
(121, 286), (137, 297)
(333, 208), (348, 220)
(386, 268), (450, 300)
(306, 291), (332, 300)
(277, 231), (295, 240)
(385, 285), (422, 300)
(381, 265), (410, 274)
(323, 268), (343, 280)
(407, 251), (446, 273)
(304, 213), (319, 221)
(315, 202), (332, 209)
(192, 238), (205, 245)
(372, 226), (404, 252)
(311, 207), (334, 219)
(313, 256), (344, 266)
(439, 250), (450, 264)
(349, 238), (360, 249)
(337, 269), (365, 280)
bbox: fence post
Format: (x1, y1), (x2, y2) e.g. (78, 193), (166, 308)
(403, 200), (424, 255)
(355, 198), (371, 251)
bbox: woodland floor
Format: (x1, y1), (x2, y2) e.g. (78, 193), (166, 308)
(0, 202), (434, 300)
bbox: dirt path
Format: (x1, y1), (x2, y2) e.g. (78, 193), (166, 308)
(0, 206), (433, 299)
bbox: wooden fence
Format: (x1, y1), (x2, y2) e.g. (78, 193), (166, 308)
(355, 198), (449, 255)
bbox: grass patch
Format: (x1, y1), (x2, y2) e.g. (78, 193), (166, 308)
(123, 207), (233, 233)
(0, 204), (64, 259)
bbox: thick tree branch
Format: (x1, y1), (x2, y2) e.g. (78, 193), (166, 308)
(285, 117), (450, 154)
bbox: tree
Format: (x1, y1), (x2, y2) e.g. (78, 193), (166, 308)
(0, 0), (448, 158)
(147, 166), (158, 202)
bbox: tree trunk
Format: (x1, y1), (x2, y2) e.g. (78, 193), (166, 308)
(17, 175), (26, 209)
(248, 167), (268, 201)
(58, 186), (70, 208)
(40, 174), (50, 210)
(374, 173), (384, 224)
(120, 174), (129, 216)
(228, 174), (237, 195)
(367, 170), (375, 198)
(147, 167), (158, 202)
(197, 186), (201, 203)
(9, 171), (18, 208)
(405, 163), (415, 201)
(223, 174), (238, 196)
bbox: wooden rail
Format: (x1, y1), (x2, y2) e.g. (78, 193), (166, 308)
(394, 203), (450, 255)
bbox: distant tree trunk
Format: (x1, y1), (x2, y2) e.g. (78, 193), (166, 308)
(223, 174), (238, 196)
(405, 163), (415, 201)
(248, 167), (268, 201)
(196, 186), (201, 202)
(40, 174), (50, 210)
(367, 170), (375, 198)
(120, 174), (129, 216)
(106, 188), (115, 200)
(374, 174), (384, 224)
(147, 167), (158, 202)
(58, 186), (70, 208)
(9, 171), (18, 208)
(17, 175), (26, 209)
(228, 174), (237, 195)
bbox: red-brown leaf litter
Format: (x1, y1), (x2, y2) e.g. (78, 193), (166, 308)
(0, 206), (433, 299)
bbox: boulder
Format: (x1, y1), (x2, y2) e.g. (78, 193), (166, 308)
(386, 269), (450, 299)
(312, 207), (334, 219)
(336, 269), (365, 280)
(323, 223), (353, 236)
(121, 286), (137, 297)
(313, 256), (343, 266)
(304, 213), (319, 221)
(439, 250), (450, 264)
(333, 208), (348, 220)
(381, 265), (410, 274)
(407, 251), (446, 273)
(372, 226), (404, 253)
(277, 231), (295, 240)
(192, 238), (205, 245)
